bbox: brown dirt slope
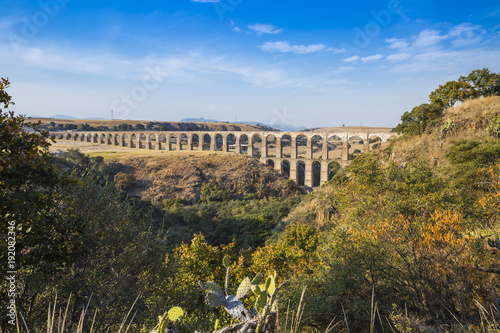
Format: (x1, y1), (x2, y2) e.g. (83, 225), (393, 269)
(118, 154), (299, 203)
(379, 96), (500, 167)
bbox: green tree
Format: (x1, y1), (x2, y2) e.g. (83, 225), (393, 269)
(395, 103), (444, 135)
(118, 123), (129, 131)
(429, 80), (475, 108)
(0, 78), (14, 109)
(459, 68), (500, 98)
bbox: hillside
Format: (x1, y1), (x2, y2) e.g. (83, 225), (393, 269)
(113, 154), (299, 203)
(285, 96), (500, 225)
(28, 117), (277, 132)
(381, 96), (500, 167)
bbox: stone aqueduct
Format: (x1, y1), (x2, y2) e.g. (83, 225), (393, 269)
(52, 130), (397, 187)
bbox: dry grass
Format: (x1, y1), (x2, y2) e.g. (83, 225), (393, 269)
(384, 96), (500, 167)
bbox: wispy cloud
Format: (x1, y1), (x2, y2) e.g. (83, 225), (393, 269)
(389, 48), (500, 73)
(413, 29), (447, 48)
(247, 23), (282, 35)
(343, 55), (360, 63)
(386, 53), (412, 61)
(260, 41), (327, 54)
(383, 23), (487, 68)
(484, 9), (500, 18)
(386, 37), (409, 49)
(1, 42), (341, 90)
(361, 54), (383, 63)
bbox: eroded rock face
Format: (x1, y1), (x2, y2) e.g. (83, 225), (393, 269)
(117, 155), (299, 203)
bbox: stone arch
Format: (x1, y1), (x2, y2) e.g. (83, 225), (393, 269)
(215, 134), (223, 151)
(130, 134), (137, 148)
(251, 134), (262, 158)
(226, 134), (237, 152)
(202, 134), (211, 151)
(139, 133), (147, 149)
(191, 134), (200, 150)
(369, 135), (382, 150)
(180, 134), (188, 150)
(169, 134), (177, 151)
(149, 133), (157, 149)
(114, 134), (120, 146)
(158, 133), (167, 150)
(266, 134), (277, 158)
(328, 161), (341, 181)
(296, 135), (308, 159)
(281, 134), (292, 158)
(93, 133), (99, 143)
(281, 160), (290, 178)
(239, 134), (249, 154)
(348, 135), (364, 159)
(327, 135), (343, 159)
(266, 159), (275, 168)
(296, 161), (306, 186)
(122, 134), (130, 147)
(311, 135), (323, 159)
(65, 133), (72, 140)
(107, 134), (113, 145)
(73, 133), (79, 141)
(387, 135), (398, 142)
(312, 161), (321, 187)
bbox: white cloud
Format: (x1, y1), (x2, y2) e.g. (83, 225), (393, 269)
(247, 23), (282, 35)
(338, 66), (354, 72)
(343, 55), (360, 63)
(326, 47), (347, 54)
(448, 23), (484, 47)
(485, 9), (500, 17)
(390, 48), (500, 73)
(260, 41), (327, 54)
(361, 54), (383, 63)
(232, 26), (241, 33)
(386, 53), (412, 61)
(386, 37), (409, 49)
(413, 29), (447, 48)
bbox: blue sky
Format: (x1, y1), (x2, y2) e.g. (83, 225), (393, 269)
(1, 0), (499, 128)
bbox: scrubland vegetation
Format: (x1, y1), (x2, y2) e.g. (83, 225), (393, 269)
(2, 70), (500, 332)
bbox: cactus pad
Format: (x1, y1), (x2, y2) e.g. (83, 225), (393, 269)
(236, 277), (252, 300)
(251, 273), (263, 285)
(255, 290), (268, 313)
(200, 281), (223, 294)
(223, 255), (231, 269)
(205, 290), (226, 307)
(167, 307), (184, 322)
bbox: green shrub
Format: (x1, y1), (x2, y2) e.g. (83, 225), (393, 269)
(446, 139), (500, 166)
(487, 115), (500, 139)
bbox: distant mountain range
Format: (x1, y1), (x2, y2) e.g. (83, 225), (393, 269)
(28, 114), (108, 120)
(27, 114), (307, 131)
(181, 118), (307, 132)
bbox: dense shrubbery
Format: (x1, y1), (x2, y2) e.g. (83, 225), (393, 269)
(4, 75), (500, 332)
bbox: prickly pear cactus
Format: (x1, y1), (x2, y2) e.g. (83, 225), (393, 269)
(199, 257), (283, 332)
(236, 277), (253, 300)
(167, 307), (184, 322)
(156, 307), (184, 333)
